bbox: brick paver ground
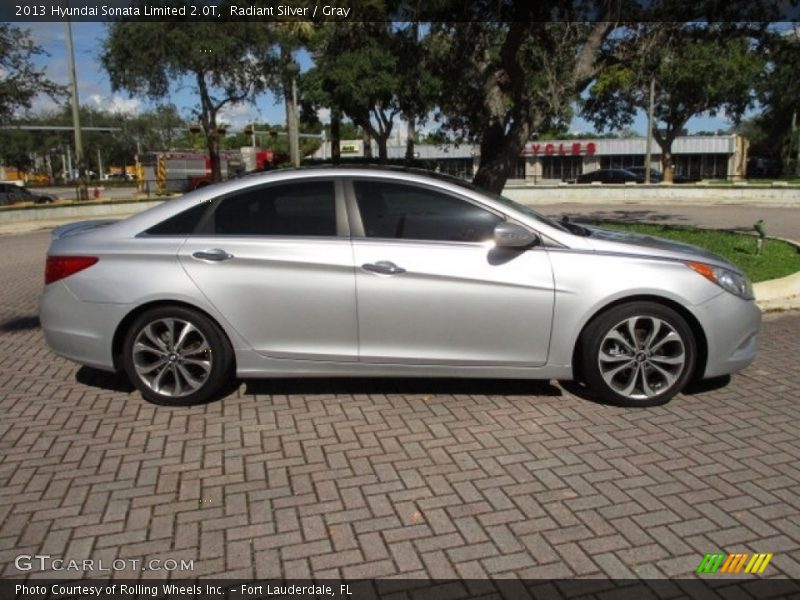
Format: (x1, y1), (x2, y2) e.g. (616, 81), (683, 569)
(1, 231), (799, 580)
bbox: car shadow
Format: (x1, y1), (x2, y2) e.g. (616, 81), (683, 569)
(241, 377), (563, 398)
(559, 374), (734, 406)
(0, 315), (40, 332)
(74, 368), (728, 406)
(683, 374), (732, 395)
(76, 366), (135, 393)
(547, 209), (691, 224)
(73, 369), (563, 400)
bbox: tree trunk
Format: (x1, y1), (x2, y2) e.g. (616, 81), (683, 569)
(378, 135), (388, 161)
(362, 129), (372, 158)
(405, 115), (416, 161)
(331, 107), (341, 163)
(661, 148), (674, 183)
(196, 72), (223, 182)
(473, 121), (530, 193)
(207, 130), (222, 183)
(654, 126), (680, 184)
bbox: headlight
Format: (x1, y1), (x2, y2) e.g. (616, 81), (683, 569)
(687, 261), (754, 300)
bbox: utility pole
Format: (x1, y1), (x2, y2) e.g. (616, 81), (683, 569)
(64, 16), (88, 200)
(645, 75), (655, 184)
(284, 61), (301, 168)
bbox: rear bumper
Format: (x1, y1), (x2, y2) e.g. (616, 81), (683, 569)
(39, 282), (128, 372)
(696, 292), (761, 379)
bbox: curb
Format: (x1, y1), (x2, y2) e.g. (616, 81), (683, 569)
(752, 235), (800, 312)
(754, 271), (800, 311)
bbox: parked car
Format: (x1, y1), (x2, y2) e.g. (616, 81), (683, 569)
(0, 182), (57, 206)
(40, 167), (760, 407)
(626, 167), (695, 184)
(626, 167), (662, 183)
(106, 173), (134, 181)
(575, 168), (640, 184)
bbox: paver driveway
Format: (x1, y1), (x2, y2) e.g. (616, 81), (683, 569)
(1, 231), (799, 579)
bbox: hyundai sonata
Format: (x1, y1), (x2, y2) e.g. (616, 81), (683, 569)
(40, 167), (760, 407)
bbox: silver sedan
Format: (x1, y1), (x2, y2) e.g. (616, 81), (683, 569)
(40, 167), (761, 407)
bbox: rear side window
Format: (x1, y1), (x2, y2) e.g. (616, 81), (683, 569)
(353, 180), (501, 242)
(212, 181), (336, 236)
(146, 202), (211, 235)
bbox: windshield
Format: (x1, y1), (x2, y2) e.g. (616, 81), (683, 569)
(484, 190), (570, 232)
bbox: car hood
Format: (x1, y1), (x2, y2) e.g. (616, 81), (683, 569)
(584, 225), (741, 273)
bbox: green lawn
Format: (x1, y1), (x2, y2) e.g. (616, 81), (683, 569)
(594, 222), (800, 283)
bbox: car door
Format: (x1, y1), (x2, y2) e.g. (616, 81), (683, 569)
(347, 178), (555, 366)
(178, 178), (358, 361)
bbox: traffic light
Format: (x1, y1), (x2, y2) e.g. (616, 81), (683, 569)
(189, 125), (202, 134)
(243, 125), (253, 136)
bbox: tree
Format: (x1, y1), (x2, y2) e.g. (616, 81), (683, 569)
(305, 23), (404, 161)
(583, 24), (763, 181)
(0, 24), (65, 124)
(749, 26), (800, 175)
(429, 8), (616, 192)
(101, 19), (275, 181)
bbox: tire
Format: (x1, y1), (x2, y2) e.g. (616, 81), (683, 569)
(580, 301), (696, 407)
(122, 306), (234, 406)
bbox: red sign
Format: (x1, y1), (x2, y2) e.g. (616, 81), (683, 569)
(525, 142), (596, 156)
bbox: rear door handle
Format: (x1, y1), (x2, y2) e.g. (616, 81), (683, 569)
(192, 249), (234, 262)
(362, 260), (406, 275)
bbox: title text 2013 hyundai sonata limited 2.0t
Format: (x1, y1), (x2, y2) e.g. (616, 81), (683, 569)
(39, 167), (761, 407)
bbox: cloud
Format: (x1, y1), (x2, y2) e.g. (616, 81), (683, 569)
(316, 107), (331, 124)
(86, 93), (142, 115)
(218, 102), (261, 130)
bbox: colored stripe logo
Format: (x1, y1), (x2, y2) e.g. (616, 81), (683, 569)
(696, 552), (773, 574)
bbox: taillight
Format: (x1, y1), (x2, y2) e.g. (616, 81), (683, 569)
(45, 256), (98, 285)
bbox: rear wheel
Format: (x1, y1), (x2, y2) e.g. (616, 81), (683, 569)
(580, 302), (696, 407)
(122, 306), (233, 406)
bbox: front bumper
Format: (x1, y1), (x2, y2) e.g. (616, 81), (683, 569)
(696, 291), (761, 379)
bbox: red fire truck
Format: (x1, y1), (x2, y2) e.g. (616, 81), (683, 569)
(138, 148), (284, 194)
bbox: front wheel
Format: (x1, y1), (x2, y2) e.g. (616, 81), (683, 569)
(580, 302), (696, 407)
(122, 306), (233, 406)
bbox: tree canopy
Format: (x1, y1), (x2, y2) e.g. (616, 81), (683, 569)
(0, 24), (65, 124)
(583, 24), (763, 180)
(428, 11), (616, 191)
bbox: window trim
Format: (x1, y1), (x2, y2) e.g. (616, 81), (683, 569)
(344, 177), (509, 245)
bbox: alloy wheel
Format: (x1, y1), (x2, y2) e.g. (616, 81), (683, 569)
(597, 315), (687, 400)
(132, 318), (212, 397)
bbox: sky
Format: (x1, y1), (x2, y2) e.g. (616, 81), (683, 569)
(20, 21), (737, 138)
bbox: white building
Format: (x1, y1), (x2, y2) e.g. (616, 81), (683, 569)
(311, 134), (748, 182)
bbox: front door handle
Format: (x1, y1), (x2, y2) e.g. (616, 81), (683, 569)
(362, 260), (406, 275)
(192, 249), (234, 262)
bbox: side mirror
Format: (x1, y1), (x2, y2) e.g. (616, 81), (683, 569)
(494, 222), (539, 248)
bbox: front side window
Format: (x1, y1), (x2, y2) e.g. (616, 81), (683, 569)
(212, 180), (336, 236)
(353, 180), (502, 243)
